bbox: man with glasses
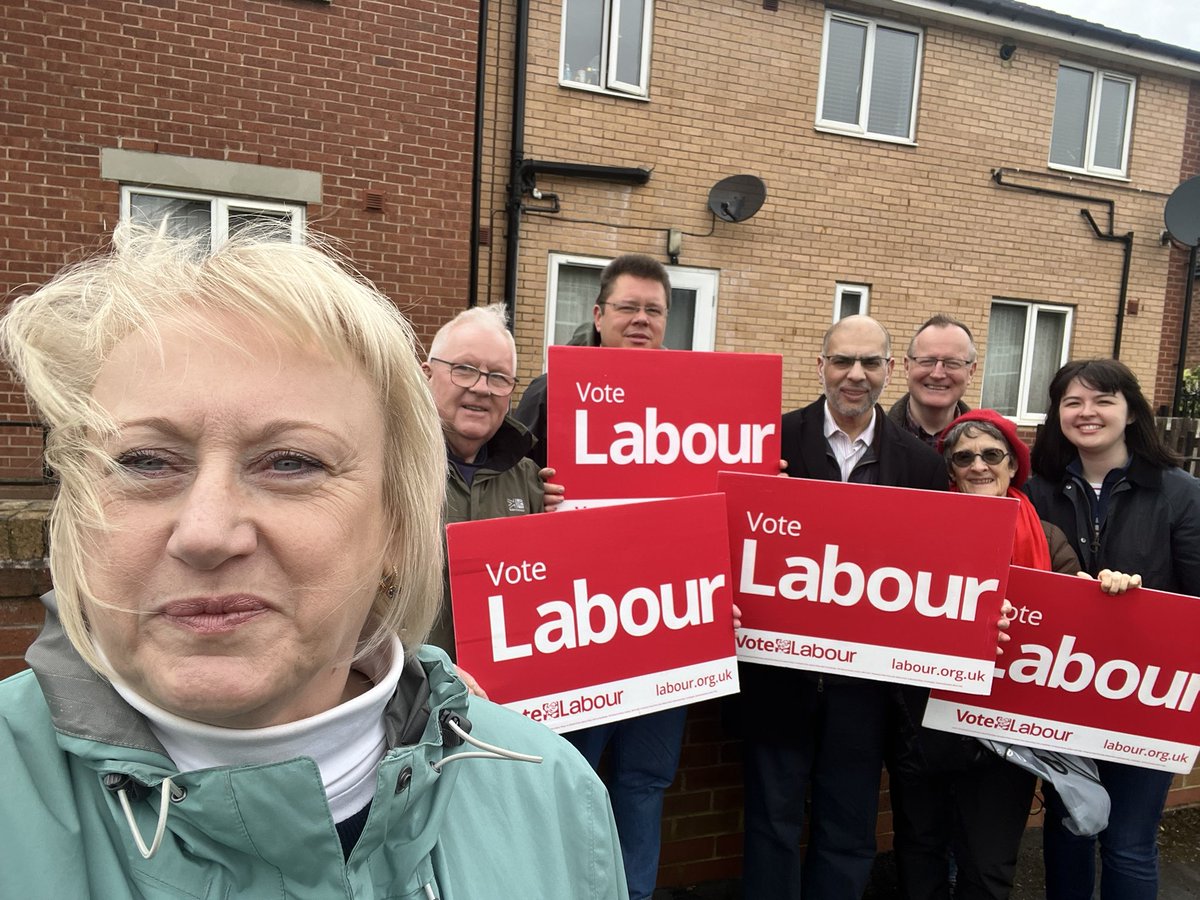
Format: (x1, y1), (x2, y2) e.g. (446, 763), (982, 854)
(514, 253), (680, 900)
(740, 315), (945, 900)
(424, 302), (544, 657)
(888, 315), (978, 447)
(514, 253), (671, 468)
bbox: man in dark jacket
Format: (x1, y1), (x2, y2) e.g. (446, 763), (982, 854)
(424, 303), (545, 657)
(740, 315), (946, 900)
(513, 254), (680, 900)
(887, 314), (977, 448)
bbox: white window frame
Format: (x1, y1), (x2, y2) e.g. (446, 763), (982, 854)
(559, 0), (654, 99)
(544, 253), (717, 368)
(120, 186), (306, 248)
(815, 9), (923, 145)
(1049, 62), (1136, 179)
(981, 300), (1073, 425)
(834, 283), (870, 321)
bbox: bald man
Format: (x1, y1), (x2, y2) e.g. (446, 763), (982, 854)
(739, 316), (945, 900)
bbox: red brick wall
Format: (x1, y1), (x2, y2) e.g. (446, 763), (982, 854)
(1, 0), (479, 473)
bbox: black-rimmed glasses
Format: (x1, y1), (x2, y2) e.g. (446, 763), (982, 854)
(949, 448), (1010, 468)
(428, 358), (518, 396)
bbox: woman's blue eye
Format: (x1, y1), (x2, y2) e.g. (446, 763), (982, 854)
(266, 452), (323, 474)
(117, 452), (169, 474)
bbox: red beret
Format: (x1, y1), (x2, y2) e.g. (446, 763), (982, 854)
(937, 408), (1031, 489)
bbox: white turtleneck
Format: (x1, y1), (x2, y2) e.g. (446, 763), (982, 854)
(107, 635), (405, 823)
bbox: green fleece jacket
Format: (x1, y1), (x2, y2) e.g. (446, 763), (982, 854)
(0, 596), (627, 900)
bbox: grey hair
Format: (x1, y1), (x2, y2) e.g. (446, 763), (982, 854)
(822, 315), (892, 357)
(428, 302), (517, 371)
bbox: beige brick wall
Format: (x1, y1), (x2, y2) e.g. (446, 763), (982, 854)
(480, 0), (1193, 415)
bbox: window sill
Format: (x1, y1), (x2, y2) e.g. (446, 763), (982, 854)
(559, 81), (650, 103)
(815, 124), (916, 147)
(1047, 163), (1131, 183)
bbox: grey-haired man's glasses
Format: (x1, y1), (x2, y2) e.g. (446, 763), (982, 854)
(429, 358), (518, 396)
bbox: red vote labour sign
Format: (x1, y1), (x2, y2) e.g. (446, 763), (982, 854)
(447, 494), (739, 732)
(721, 472), (1017, 693)
(924, 566), (1200, 773)
(547, 346), (782, 508)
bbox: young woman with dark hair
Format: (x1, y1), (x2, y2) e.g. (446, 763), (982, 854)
(1026, 358), (1200, 900)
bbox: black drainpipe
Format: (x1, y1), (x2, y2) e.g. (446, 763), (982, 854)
(992, 169), (1133, 358)
(1174, 246), (1198, 416)
(503, 0), (531, 326)
(467, 0), (489, 307)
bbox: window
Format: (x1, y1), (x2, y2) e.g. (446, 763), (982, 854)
(1049, 63), (1135, 177)
(834, 283), (870, 321)
(559, 0), (653, 98)
(817, 10), (922, 142)
(980, 300), (1072, 423)
(121, 187), (305, 248)
(544, 254), (717, 364)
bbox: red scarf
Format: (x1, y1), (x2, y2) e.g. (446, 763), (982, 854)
(1008, 486), (1052, 570)
(950, 485), (1052, 570)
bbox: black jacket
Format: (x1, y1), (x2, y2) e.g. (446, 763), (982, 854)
(738, 398), (946, 740)
(512, 323), (598, 468)
(782, 397), (947, 489)
(1025, 456), (1200, 597)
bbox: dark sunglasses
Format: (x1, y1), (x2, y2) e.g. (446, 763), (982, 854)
(949, 448), (1010, 468)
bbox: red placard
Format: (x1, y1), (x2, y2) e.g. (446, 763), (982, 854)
(924, 566), (1200, 773)
(721, 472), (1017, 693)
(447, 494), (738, 732)
(546, 346), (782, 507)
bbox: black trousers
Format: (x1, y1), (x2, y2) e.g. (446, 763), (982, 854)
(890, 740), (1037, 900)
(741, 671), (890, 900)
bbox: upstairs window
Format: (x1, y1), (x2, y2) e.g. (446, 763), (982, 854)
(121, 187), (304, 249)
(817, 10), (922, 143)
(1049, 63), (1135, 178)
(560, 0), (653, 98)
(834, 283), (870, 321)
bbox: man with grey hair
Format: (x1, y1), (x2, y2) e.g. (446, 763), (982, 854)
(888, 314), (978, 447)
(739, 315), (945, 900)
(423, 302), (544, 656)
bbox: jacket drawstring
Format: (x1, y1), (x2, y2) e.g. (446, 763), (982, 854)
(105, 774), (183, 860)
(431, 713), (544, 771)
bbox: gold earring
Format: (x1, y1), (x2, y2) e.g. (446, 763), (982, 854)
(379, 568), (398, 600)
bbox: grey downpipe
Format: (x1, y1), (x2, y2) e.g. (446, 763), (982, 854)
(468, 0), (489, 307)
(503, 0), (531, 325)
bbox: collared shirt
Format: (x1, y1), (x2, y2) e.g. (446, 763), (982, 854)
(823, 404), (877, 481)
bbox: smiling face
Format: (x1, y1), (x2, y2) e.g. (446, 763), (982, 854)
(1058, 377), (1133, 461)
(948, 430), (1017, 497)
(905, 325), (976, 414)
(593, 274), (669, 349)
(424, 322), (514, 463)
(818, 317), (893, 431)
(86, 315), (390, 728)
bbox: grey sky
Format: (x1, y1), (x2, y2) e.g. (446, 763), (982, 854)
(1025, 0), (1200, 53)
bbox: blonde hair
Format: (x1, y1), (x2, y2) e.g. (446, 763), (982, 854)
(0, 224), (446, 674)
(429, 302), (517, 371)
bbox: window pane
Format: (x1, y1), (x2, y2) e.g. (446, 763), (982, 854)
(838, 291), (863, 320)
(610, 0), (645, 87)
(664, 287), (696, 350)
(562, 0), (604, 84)
(228, 207), (293, 241)
(1093, 77), (1130, 171)
(1027, 310), (1067, 416)
(1050, 66), (1092, 167)
(980, 304), (1027, 415)
(130, 193), (211, 239)
(866, 26), (917, 137)
(553, 265), (601, 344)
(822, 19), (867, 125)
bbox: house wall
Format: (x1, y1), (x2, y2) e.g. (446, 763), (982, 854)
(1, 0), (479, 479)
(481, 0), (1193, 417)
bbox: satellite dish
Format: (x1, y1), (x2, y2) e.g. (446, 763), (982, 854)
(707, 174), (767, 223)
(1164, 175), (1200, 248)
